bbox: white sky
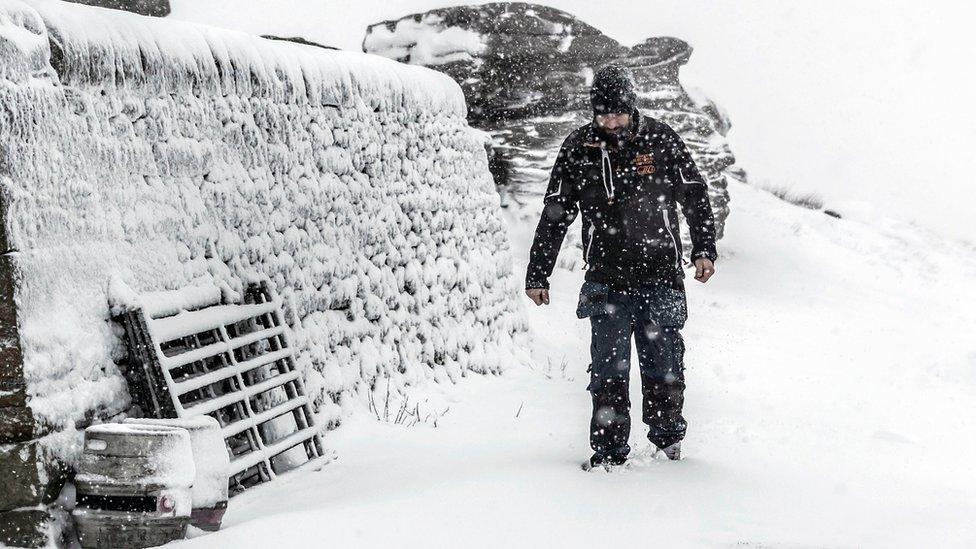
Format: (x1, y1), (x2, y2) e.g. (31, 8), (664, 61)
(171, 0), (976, 241)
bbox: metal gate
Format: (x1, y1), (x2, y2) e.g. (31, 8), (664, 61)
(116, 280), (327, 494)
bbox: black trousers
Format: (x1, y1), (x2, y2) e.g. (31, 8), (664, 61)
(586, 290), (687, 457)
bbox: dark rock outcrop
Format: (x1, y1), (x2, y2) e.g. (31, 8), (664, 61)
(364, 2), (741, 239)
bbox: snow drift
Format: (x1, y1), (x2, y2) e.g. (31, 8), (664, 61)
(0, 0), (529, 462)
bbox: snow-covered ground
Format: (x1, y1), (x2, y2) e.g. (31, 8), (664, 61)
(173, 179), (976, 548)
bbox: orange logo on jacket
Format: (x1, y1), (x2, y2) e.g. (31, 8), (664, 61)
(634, 153), (655, 175)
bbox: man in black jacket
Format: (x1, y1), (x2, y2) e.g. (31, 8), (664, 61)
(525, 64), (717, 469)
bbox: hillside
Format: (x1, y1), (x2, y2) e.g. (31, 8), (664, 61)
(173, 180), (976, 547)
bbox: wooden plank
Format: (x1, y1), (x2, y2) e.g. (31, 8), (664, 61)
(169, 347), (292, 395)
(227, 425), (320, 475)
(220, 396), (309, 439)
(151, 302), (278, 342)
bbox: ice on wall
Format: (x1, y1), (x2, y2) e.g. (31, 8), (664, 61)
(0, 0), (530, 461)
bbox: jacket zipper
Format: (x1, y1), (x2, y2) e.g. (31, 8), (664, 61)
(600, 145), (615, 203)
(662, 209), (681, 271)
(584, 224), (595, 266)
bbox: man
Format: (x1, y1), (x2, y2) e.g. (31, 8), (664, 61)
(525, 64), (717, 470)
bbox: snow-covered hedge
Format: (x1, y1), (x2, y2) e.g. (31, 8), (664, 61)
(0, 0), (528, 460)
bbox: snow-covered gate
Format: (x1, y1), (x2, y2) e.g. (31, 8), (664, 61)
(116, 281), (327, 492)
(0, 0), (530, 544)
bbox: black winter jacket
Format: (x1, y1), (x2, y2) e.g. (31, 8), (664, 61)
(526, 111), (717, 292)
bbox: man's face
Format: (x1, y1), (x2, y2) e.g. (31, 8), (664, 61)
(595, 113), (631, 136)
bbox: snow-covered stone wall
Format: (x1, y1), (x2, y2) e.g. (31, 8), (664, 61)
(0, 0), (528, 468)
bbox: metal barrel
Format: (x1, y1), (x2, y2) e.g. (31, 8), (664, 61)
(126, 416), (230, 531)
(73, 423), (194, 549)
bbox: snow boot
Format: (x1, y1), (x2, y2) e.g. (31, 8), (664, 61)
(658, 442), (681, 461)
(581, 452), (628, 471)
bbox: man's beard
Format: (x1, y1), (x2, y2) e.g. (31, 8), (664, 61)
(595, 124), (629, 147)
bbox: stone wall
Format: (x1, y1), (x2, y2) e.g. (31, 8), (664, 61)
(1, 190), (65, 546)
(0, 1), (528, 544)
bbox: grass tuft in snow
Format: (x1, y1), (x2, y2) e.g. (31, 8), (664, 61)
(367, 377), (451, 428)
(542, 356), (571, 380)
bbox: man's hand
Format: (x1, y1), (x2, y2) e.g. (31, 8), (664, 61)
(693, 258), (715, 283)
(525, 288), (550, 306)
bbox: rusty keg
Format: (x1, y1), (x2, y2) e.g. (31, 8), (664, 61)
(73, 423), (194, 548)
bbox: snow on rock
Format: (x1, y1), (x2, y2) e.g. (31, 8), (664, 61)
(365, 13), (487, 67)
(0, 0), (530, 462)
(364, 3), (738, 240)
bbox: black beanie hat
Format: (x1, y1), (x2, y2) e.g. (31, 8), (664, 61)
(590, 64), (637, 116)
